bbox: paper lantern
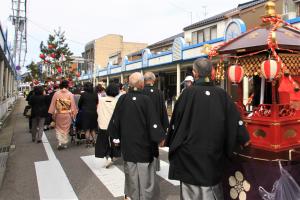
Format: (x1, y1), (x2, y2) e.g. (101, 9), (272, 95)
(211, 67), (216, 80)
(228, 65), (244, 83)
(16, 65), (21, 70)
(261, 60), (280, 81)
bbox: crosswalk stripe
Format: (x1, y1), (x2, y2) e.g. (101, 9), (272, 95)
(35, 132), (78, 200)
(82, 154), (179, 197)
(157, 160), (180, 186)
(81, 155), (125, 198)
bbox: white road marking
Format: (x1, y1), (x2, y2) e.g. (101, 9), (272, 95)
(35, 132), (78, 200)
(157, 160), (180, 186)
(40, 133), (57, 160)
(81, 155), (125, 198)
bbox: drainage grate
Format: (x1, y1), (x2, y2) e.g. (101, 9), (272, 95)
(0, 146), (10, 153)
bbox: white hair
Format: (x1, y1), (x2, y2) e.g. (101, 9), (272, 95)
(144, 72), (156, 82)
(129, 72), (144, 88)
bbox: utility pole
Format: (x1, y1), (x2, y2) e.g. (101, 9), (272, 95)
(202, 6), (208, 18)
(10, 0), (27, 68)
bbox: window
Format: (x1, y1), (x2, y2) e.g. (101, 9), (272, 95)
(169, 74), (177, 85)
(204, 28), (210, 42)
(211, 26), (217, 40)
(298, 3), (300, 16)
(192, 32), (197, 44)
(191, 25), (218, 44)
(197, 31), (204, 43)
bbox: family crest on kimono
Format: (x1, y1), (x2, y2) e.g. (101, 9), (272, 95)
(107, 72), (165, 200)
(142, 71), (169, 171)
(166, 58), (250, 200)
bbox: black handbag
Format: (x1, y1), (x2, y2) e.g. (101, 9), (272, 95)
(23, 105), (31, 117)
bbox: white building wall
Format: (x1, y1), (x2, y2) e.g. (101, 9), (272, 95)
(149, 54), (172, 66)
(110, 67), (121, 74)
(126, 61), (142, 71)
(184, 20), (228, 44)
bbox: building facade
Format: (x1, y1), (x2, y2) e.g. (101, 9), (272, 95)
(0, 23), (18, 119)
(81, 34), (147, 78)
(80, 0), (300, 102)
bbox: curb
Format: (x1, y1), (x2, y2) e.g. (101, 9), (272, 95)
(0, 98), (18, 189)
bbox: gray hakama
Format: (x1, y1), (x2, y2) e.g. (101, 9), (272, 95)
(180, 182), (224, 200)
(124, 161), (159, 200)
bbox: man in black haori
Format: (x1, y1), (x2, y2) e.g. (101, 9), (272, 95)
(143, 71), (169, 171)
(108, 72), (165, 200)
(166, 58), (250, 200)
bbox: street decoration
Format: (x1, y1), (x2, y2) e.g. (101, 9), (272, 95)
(228, 64), (244, 84)
(39, 28), (77, 82)
(260, 60), (280, 81)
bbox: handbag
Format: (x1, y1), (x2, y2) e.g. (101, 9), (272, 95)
(24, 105), (31, 118)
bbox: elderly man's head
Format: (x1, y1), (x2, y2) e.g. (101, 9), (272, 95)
(192, 58), (212, 81)
(144, 72), (156, 85)
(129, 72), (144, 89)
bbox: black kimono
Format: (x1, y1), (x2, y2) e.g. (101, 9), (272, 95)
(107, 90), (165, 163)
(143, 85), (169, 131)
(143, 85), (169, 158)
(166, 81), (250, 187)
(107, 89), (166, 199)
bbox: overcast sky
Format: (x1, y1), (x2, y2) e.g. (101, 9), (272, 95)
(0, 0), (249, 67)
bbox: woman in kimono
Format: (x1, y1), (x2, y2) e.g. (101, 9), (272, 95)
(48, 80), (77, 150)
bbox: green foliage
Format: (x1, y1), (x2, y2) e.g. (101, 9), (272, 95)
(28, 62), (39, 79)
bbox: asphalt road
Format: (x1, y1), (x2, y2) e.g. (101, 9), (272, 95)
(0, 98), (179, 200)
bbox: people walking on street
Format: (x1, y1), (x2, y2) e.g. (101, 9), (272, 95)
(44, 84), (58, 131)
(108, 72), (165, 200)
(95, 84), (106, 100)
(28, 86), (48, 143)
(25, 83), (35, 132)
(181, 75), (194, 92)
(48, 80), (78, 150)
(166, 58), (250, 200)
(78, 82), (98, 147)
(116, 83), (126, 98)
(143, 71), (169, 171)
(95, 83), (120, 168)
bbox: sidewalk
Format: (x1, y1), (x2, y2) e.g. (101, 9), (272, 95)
(0, 97), (19, 189)
(0, 97), (48, 200)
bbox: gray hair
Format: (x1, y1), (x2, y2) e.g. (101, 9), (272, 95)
(129, 72), (144, 88)
(144, 72), (156, 82)
(193, 58), (212, 78)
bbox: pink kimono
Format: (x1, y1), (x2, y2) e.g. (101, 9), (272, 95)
(48, 89), (77, 145)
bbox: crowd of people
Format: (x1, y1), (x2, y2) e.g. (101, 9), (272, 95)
(25, 58), (250, 200)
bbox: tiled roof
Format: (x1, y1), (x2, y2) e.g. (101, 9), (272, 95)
(147, 32), (184, 49)
(183, 0), (267, 31)
(183, 9), (236, 31)
(238, 0), (267, 10)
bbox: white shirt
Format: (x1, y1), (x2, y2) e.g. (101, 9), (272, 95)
(97, 96), (118, 130)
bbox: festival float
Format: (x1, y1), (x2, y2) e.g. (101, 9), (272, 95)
(209, 1), (300, 199)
